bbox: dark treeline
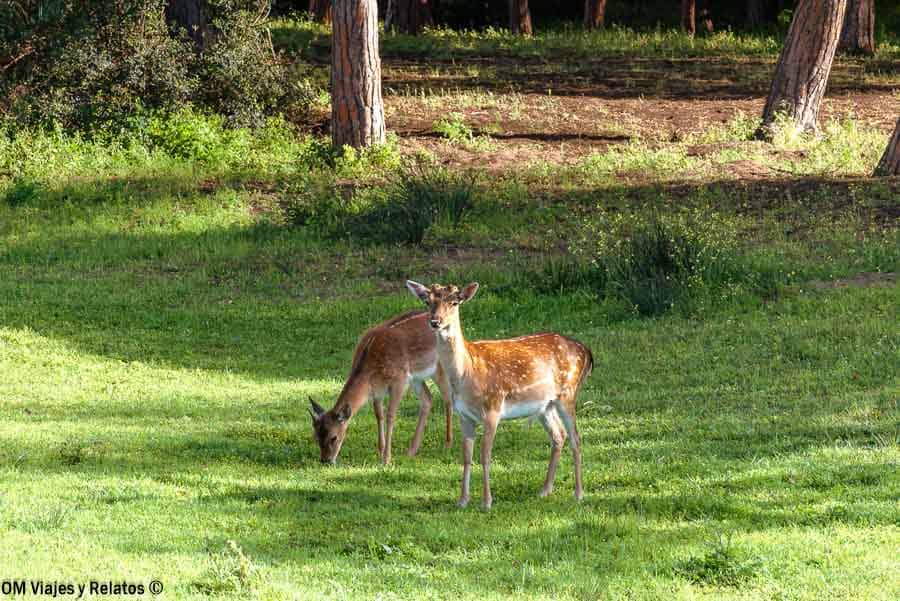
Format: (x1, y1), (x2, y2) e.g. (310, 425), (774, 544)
(273, 1), (899, 35)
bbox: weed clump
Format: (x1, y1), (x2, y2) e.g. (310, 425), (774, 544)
(574, 209), (760, 315)
(193, 540), (258, 595)
(284, 161), (476, 245)
(675, 535), (766, 587)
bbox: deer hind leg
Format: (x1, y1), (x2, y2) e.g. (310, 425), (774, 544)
(434, 365), (453, 449)
(458, 416), (477, 508)
(373, 397), (385, 457)
(555, 400), (584, 501)
(537, 405), (567, 498)
(383, 382), (407, 465)
(408, 380), (434, 456)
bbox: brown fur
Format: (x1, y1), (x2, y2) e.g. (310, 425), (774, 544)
(310, 310), (452, 464)
(407, 281), (593, 508)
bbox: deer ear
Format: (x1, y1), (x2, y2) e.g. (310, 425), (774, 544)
(309, 397), (326, 421)
(406, 280), (430, 304)
(336, 404), (351, 423)
(459, 282), (479, 303)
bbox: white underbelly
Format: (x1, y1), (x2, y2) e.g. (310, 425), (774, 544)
(500, 399), (551, 420)
(454, 397), (481, 422)
(407, 365), (436, 384)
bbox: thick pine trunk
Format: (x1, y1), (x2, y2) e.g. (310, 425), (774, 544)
(509, 0), (532, 36)
(756, 0), (847, 139)
(309, 0), (332, 24)
(698, 0), (713, 34)
(331, 0), (385, 148)
(874, 119), (900, 176)
(681, 0), (696, 36)
(583, 0), (606, 30)
(838, 0), (875, 56)
(746, 0), (766, 27)
(389, 0), (434, 35)
(166, 0), (207, 49)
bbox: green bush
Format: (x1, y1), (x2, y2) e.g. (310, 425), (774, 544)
(2, 1), (301, 131)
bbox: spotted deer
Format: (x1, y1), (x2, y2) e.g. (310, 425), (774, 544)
(406, 281), (593, 509)
(309, 310), (453, 465)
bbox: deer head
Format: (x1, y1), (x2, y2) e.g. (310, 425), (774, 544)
(309, 397), (352, 464)
(405, 280), (479, 337)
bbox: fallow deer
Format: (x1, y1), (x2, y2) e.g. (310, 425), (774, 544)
(406, 281), (593, 509)
(309, 310), (453, 465)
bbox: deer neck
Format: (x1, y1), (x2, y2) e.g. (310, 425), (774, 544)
(434, 319), (470, 386)
(334, 371), (371, 418)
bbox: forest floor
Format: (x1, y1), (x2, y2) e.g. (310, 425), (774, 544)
(1, 23), (898, 601)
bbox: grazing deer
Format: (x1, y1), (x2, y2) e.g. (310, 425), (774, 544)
(309, 310), (453, 465)
(406, 281), (593, 509)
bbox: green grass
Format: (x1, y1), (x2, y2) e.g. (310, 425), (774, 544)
(1, 87), (899, 600)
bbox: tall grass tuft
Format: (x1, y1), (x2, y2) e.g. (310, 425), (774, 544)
(574, 209), (759, 316)
(342, 162), (476, 245)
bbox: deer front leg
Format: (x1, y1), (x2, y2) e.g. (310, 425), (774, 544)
(480, 411), (500, 510)
(408, 381), (433, 456)
(373, 397), (385, 458)
(434, 366), (453, 449)
(538, 406), (567, 498)
(458, 416), (476, 508)
(383, 384), (406, 465)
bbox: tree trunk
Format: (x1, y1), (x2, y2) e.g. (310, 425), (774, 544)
(838, 0), (875, 56)
(509, 0), (532, 36)
(166, 0), (207, 49)
(874, 118), (900, 176)
(746, 0), (779, 28)
(309, 0), (332, 24)
(747, 0), (765, 27)
(389, 0), (434, 35)
(331, 0), (385, 148)
(698, 0), (713, 34)
(681, 0), (696, 36)
(583, 0), (606, 30)
(756, 0), (847, 139)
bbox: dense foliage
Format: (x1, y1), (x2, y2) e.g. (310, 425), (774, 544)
(1, 1), (295, 130)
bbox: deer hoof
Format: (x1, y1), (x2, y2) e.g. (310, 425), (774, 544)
(457, 496), (470, 508)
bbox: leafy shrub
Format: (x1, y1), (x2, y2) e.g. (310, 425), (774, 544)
(2, 1), (301, 131)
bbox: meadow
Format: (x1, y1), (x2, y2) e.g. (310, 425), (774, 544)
(1, 21), (899, 601)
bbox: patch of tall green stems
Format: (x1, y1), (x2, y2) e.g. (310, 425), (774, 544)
(283, 161), (476, 245)
(538, 210), (785, 316)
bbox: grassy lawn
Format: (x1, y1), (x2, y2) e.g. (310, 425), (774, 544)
(2, 23), (899, 601)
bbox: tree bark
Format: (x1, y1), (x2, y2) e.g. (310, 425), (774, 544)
(309, 0), (332, 24)
(166, 0), (207, 49)
(756, 0), (847, 139)
(874, 118), (900, 176)
(698, 0), (713, 34)
(838, 0), (875, 56)
(388, 0), (434, 35)
(331, 0), (385, 148)
(509, 0), (532, 36)
(583, 0), (606, 30)
(682, 0), (712, 36)
(681, 0), (696, 36)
